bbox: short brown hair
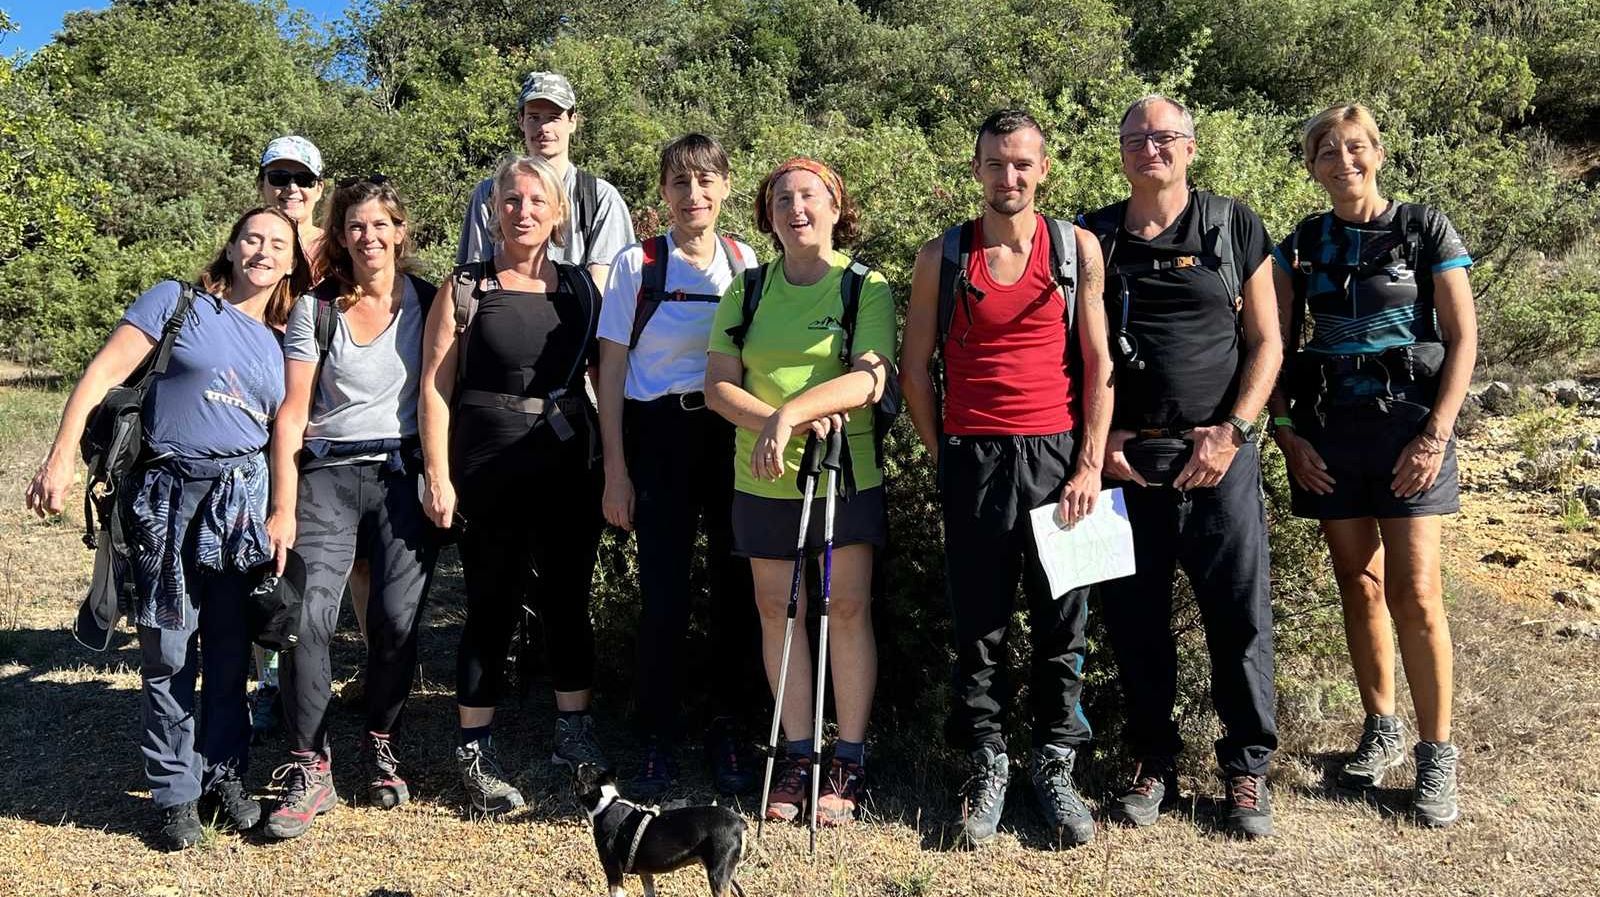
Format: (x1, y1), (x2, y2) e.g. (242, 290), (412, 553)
(319, 177), (416, 299)
(1302, 103), (1383, 173)
(198, 207), (310, 329)
(659, 133), (731, 184)
(754, 158), (861, 254)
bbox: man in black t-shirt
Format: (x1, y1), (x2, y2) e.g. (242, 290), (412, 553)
(1080, 95), (1283, 839)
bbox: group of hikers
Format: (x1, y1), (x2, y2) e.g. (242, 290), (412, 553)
(23, 70), (1475, 854)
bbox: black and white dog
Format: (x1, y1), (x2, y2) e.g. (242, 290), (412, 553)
(575, 763), (748, 897)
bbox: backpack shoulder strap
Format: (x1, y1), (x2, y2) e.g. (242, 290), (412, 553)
(146, 281), (197, 382)
(1287, 212), (1327, 354)
(555, 260), (601, 391)
(629, 236), (671, 350)
(1043, 216), (1078, 330)
(575, 168), (600, 267)
(450, 254), (493, 384)
(406, 273), (437, 318)
(837, 258), (872, 368)
(312, 280), (340, 363)
(1196, 191), (1239, 302)
(936, 221), (977, 349)
(727, 265), (767, 349)
(720, 234), (747, 278)
(1396, 202), (1424, 269)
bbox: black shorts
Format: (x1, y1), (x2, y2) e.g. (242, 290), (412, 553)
(1289, 397), (1459, 520)
(730, 487), (886, 559)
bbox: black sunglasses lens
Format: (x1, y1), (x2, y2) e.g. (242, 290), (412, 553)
(266, 170), (318, 188)
(337, 173), (389, 189)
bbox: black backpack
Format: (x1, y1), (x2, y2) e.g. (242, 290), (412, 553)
(724, 258), (902, 480)
(75, 280), (197, 648)
(1284, 203), (1425, 355)
(79, 281), (197, 548)
(933, 216), (1081, 426)
(311, 273), (439, 362)
(574, 168), (600, 268)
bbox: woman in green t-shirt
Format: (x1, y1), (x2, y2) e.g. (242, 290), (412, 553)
(706, 157), (895, 828)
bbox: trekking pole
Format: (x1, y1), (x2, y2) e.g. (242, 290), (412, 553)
(808, 427), (845, 855)
(757, 432), (825, 840)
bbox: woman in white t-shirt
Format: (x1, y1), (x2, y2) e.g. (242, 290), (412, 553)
(595, 134), (762, 799)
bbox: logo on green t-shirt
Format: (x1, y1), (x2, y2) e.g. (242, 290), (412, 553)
(808, 315), (846, 333)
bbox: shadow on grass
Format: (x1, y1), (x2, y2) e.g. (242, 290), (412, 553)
(1290, 749), (1414, 819)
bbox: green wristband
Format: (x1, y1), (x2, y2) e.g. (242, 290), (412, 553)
(1271, 416), (1294, 432)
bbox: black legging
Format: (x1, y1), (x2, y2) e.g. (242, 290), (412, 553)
(455, 464), (604, 707)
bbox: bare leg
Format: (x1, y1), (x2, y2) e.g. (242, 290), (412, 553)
(1322, 518), (1395, 716)
(819, 545), (876, 743)
(751, 557), (813, 741)
(1377, 516), (1452, 742)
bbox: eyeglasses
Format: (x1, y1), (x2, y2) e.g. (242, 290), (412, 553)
(263, 169), (320, 189)
(1118, 131), (1193, 152)
(336, 173), (390, 189)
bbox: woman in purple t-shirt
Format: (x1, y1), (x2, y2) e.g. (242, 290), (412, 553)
(26, 207), (309, 851)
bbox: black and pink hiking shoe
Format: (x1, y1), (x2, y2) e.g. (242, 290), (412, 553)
(264, 751), (337, 839)
(362, 732), (410, 809)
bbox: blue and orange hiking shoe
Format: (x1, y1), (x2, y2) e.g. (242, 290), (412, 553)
(361, 732), (410, 809)
(816, 757), (867, 826)
(264, 751), (337, 839)
(764, 755), (810, 823)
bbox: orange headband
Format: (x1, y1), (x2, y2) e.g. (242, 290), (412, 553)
(769, 157), (845, 204)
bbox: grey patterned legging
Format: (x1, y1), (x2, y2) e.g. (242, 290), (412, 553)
(281, 461), (438, 754)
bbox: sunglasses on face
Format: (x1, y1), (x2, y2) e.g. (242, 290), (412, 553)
(1118, 130), (1193, 153)
(264, 169), (320, 189)
(336, 173), (390, 189)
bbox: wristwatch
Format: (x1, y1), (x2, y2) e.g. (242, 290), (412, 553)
(1225, 414), (1258, 442)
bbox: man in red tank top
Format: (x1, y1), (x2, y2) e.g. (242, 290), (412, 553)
(900, 110), (1113, 848)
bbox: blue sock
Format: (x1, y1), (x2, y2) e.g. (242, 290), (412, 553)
(460, 724), (492, 747)
(786, 737), (815, 760)
(833, 739), (866, 765)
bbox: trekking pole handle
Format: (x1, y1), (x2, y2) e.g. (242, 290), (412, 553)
(822, 427), (845, 471)
(795, 431), (825, 485)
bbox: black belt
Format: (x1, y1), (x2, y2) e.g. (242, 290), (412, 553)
(1136, 426), (1193, 439)
(630, 390), (708, 412)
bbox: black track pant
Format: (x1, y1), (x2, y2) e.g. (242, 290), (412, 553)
(282, 461), (438, 753)
(456, 465), (603, 706)
(624, 396), (759, 737)
(1099, 443), (1277, 776)
(940, 431), (1093, 756)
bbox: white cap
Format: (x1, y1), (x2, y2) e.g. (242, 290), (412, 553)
(260, 136), (324, 177)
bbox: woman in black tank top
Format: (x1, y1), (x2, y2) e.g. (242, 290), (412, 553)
(418, 154), (606, 818)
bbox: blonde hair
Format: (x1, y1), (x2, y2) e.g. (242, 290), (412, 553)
(1302, 103), (1384, 173)
(492, 154), (569, 248)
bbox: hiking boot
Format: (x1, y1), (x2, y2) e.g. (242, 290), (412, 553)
(633, 737), (678, 801)
(360, 732), (410, 809)
(955, 746), (1009, 847)
(816, 757), (867, 826)
(705, 719), (756, 795)
(154, 800), (202, 851)
(457, 738), (524, 817)
(1110, 758), (1179, 827)
(1029, 744), (1095, 847)
(1221, 773), (1273, 839)
(551, 713), (611, 773)
(1412, 741), (1460, 828)
(1338, 714), (1406, 790)
(764, 755), (810, 823)
(264, 751), (337, 839)
(199, 769), (261, 832)
(249, 683), (280, 742)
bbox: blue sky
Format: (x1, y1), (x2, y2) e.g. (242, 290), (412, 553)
(3, 1), (350, 56)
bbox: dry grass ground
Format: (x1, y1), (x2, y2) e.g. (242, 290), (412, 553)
(2, 382), (1598, 897)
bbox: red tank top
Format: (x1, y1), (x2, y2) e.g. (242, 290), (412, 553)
(943, 215), (1076, 436)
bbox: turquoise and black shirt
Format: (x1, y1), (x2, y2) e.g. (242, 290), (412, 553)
(1272, 202), (1472, 356)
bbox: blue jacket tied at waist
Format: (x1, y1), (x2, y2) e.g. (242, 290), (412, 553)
(128, 452), (271, 630)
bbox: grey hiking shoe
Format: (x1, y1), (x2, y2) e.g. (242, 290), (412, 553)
(1412, 741), (1460, 828)
(955, 747), (1009, 847)
(551, 713), (611, 773)
(1030, 744), (1095, 847)
(1222, 773), (1274, 839)
(1338, 714), (1406, 789)
(1110, 757), (1179, 827)
(457, 738), (524, 817)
